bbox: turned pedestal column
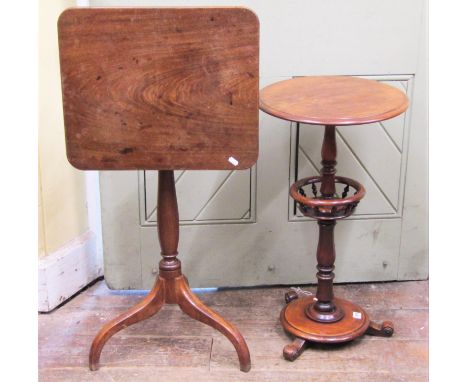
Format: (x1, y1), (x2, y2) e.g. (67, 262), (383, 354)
(89, 170), (251, 371)
(259, 76), (409, 361)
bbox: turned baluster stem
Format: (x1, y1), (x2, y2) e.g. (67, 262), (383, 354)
(317, 125), (337, 311)
(320, 125), (337, 198)
(307, 125), (343, 322)
(315, 220), (336, 311)
(157, 170), (181, 273)
(315, 126), (337, 314)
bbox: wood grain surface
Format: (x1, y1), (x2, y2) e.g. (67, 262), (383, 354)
(58, 8), (259, 170)
(259, 76), (408, 126)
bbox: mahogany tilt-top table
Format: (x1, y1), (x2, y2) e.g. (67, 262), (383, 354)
(58, 7), (259, 372)
(260, 76), (409, 361)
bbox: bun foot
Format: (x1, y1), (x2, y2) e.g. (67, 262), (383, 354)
(366, 320), (394, 337)
(285, 291), (299, 304)
(283, 338), (307, 361)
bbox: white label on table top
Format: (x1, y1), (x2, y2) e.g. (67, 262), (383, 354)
(353, 311), (362, 319)
(228, 156), (239, 166)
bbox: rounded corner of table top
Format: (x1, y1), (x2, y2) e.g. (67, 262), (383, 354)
(57, 7), (77, 27)
(233, 154), (259, 171)
(234, 7), (260, 28)
(65, 154), (91, 171)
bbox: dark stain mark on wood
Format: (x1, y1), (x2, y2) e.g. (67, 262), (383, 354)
(119, 147), (134, 154)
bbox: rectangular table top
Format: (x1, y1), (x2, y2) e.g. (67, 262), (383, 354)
(58, 7), (259, 170)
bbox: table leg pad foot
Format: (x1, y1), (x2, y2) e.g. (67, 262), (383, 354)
(283, 338), (307, 361)
(366, 320), (394, 337)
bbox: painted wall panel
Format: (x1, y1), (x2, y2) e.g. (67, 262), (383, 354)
(94, 1), (428, 288)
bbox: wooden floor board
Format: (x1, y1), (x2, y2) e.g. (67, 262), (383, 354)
(39, 280), (428, 381)
(39, 368), (428, 382)
(211, 336), (428, 373)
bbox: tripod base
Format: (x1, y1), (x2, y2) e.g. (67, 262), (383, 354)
(280, 294), (393, 361)
(89, 268), (251, 372)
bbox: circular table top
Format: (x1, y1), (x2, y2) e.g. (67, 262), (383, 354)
(259, 76), (409, 126)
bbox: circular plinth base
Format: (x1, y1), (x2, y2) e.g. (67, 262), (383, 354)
(280, 296), (370, 343)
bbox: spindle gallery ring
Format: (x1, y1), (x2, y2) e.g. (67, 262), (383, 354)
(290, 176), (366, 220)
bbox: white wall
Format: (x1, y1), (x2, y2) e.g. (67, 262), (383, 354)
(38, 0), (103, 311)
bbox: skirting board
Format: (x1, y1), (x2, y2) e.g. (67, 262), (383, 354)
(38, 230), (103, 312)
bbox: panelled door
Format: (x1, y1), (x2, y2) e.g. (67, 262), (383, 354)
(95, 0), (428, 289)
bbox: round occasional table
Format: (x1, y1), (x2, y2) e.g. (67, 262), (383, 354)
(260, 76), (409, 361)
